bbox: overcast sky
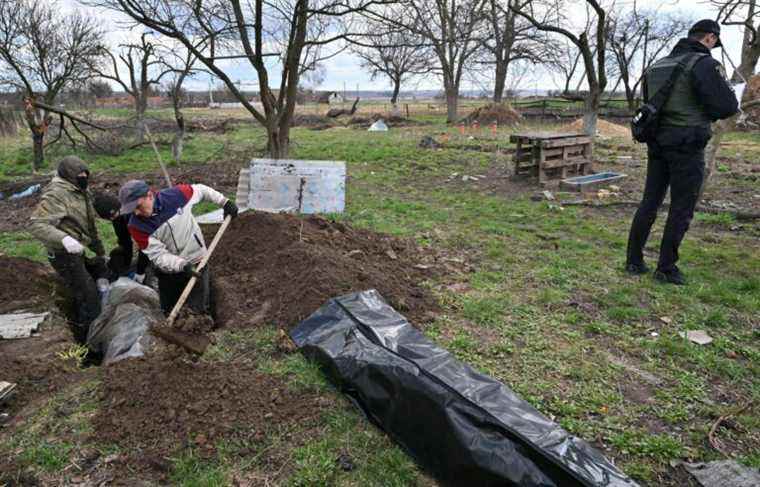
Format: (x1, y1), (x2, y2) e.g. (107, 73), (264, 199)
(65, 0), (747, 93)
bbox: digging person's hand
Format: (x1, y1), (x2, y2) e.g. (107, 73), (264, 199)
(132, 273), (145, 284)
(61, 235), (85, 254)
(182, 262), (201, 278)
(223, 200), (239, 219)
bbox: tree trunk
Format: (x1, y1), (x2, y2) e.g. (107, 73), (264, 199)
(171, 86), (186, 165)
(23, 98), (51, 172)
(493, 62), (507, 103)
(582, 87), (600, 136)
(732, 1), (759, 82)
(733, 43), (760, 82)
(32, 131), (44, 172)
(700, 116), (736, 202)
(391, 78), (401, 105)
(171, 112), (185, 164)
(135, 95), (148, 143)
(266, 123), (290, 159)
(444, 81), (459, 124)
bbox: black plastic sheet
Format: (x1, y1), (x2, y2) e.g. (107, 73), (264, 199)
(291, 290), (638, 487)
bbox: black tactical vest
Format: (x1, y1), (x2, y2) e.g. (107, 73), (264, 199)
(646, 53), (711, 127)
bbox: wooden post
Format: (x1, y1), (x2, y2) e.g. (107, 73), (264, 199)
(143, 123), (173, 187)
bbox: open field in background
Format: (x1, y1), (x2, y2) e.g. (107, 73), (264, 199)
(0, 107), (758, 486)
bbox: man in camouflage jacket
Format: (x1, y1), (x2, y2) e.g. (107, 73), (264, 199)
(29, 156), (107, 340)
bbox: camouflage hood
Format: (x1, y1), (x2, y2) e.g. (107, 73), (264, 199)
(56, 156), (90, 187)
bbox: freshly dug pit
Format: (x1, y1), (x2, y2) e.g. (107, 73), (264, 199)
(205, 212), (438, 330)
(0, 256), (58, 314)
(93, 358), (323, 460)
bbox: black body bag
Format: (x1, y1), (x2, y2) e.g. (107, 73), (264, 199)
(631, 55), (695, 143)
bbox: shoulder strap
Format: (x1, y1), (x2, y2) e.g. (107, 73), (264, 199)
(648, 53), (704, 109)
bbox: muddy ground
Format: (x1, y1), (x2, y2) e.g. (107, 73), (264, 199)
(0, 211), (442, 484)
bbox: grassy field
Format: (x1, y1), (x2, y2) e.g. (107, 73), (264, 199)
(0, 109), (758, 486)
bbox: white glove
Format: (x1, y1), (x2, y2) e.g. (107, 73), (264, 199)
(96, 278), (109, 293)
(61, 235), (85, 254)
(133, 273), (145, 284)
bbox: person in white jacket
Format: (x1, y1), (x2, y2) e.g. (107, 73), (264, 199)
(118, 179), (238, 315)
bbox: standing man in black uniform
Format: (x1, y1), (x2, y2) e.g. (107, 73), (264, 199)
(625, 19), (739, 285)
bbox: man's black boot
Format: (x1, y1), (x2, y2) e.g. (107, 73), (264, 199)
(625, 262), (650, 275)
(654, 267), (686, 285)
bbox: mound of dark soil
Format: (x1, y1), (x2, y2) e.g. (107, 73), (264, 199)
(93, 358), (322, 458)
(0, 256), (57, 313)
(462, 103), (522, 126)
(206, 212), (438, 330)
(291, 114), (333, 130)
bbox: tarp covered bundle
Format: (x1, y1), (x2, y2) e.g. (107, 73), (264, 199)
(291, 290), (637, 487)
(87, 278), (162, 365)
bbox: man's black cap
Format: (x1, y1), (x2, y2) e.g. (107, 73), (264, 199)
(689, 19), (722, 48)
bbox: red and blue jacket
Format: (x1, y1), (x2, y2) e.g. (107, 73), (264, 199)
(128, 184), (228, 273)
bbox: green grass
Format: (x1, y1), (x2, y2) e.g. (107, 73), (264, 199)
(1, 112), (758, 485)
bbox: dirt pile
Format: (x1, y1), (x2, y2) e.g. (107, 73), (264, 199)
(291, 114), (333, 130)
(93, 358), (323, 462)
(206, 212), (438, 330)
(461, 103), (522, 126)
(0, 256), (58, 314)
(567, 118), (631, 138)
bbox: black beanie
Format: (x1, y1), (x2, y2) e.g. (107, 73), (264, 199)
(93, 192), (120, 219)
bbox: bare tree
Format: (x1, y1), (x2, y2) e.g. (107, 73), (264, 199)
(714, 0), (760, 80)
(481, 0), (554, 103)
(88, 79), (114, 99)
(607, 8), (692, 111)
(368, 0), (488, 123)
(92, 32), (174, 142)
(0, 0), (103, 171)
(351, 18), (434, 106)
(158, 41), (199, 164)
(548, 39), (584, 94)
(512, 0), (609, 135)
(91, 0), (385, 159)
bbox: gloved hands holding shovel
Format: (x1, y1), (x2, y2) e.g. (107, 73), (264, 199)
(183, 261), (201, 278)
(223, 200), (239, 219)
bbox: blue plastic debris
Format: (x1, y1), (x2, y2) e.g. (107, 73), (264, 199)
(9, 184), (41, 200)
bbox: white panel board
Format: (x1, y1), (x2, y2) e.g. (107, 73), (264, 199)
(249, 159), (346, 214)
(0, 312), (48, 339)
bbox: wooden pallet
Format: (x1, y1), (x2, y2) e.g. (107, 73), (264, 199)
(510, 132), (593, 185)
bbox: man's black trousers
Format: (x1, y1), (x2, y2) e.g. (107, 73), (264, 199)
(49, 253), (107, 342)
(626, 142), (705, 272)
(155, 267), (212, 316)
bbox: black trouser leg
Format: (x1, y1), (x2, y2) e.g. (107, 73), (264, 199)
(626, 146), (670, 266)
(49, 252), (102, 340)
(156, 267), (212, 316)
(657, 148), (705, 272)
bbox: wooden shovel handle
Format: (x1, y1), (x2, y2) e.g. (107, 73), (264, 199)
(165, 214), (232, 327)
